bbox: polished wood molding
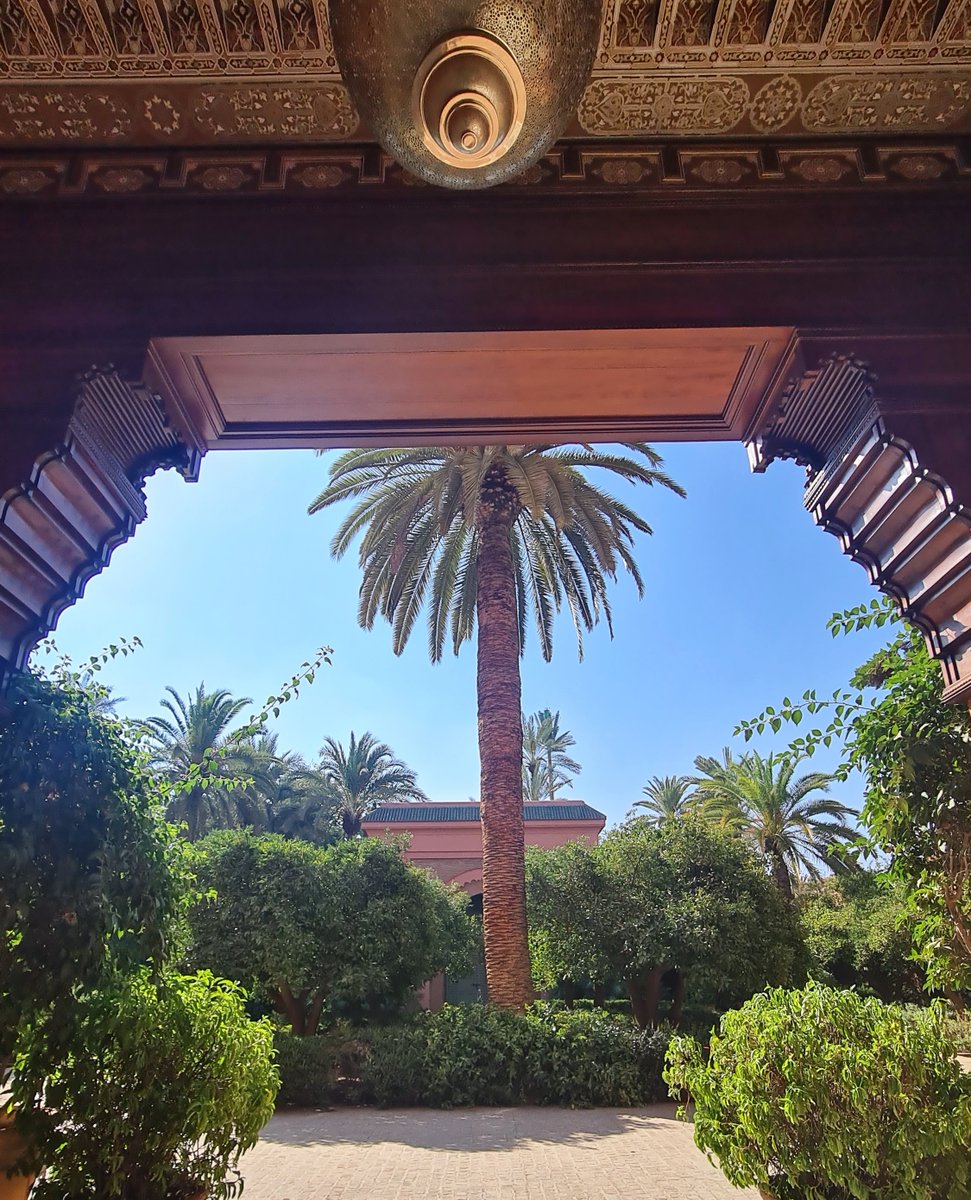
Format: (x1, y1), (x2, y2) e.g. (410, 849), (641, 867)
(144, 328), (794, 449)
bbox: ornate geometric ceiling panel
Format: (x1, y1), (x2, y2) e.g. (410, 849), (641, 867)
(0, 0), (969, 144)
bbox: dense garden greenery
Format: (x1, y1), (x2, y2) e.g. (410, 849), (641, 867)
(0, 662), (279, 1197)
(739, 600), (971, 995)
(0, 669), (183, 1069)
(798, 873), (924, 1001)
(4, 578), (971, 1199)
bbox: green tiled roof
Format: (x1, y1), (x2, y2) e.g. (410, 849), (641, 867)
(365, 802), (605, 824)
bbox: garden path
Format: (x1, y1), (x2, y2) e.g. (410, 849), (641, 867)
(239, 1104), (759, 1199)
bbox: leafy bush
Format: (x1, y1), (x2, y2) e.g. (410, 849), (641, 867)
(357, 1004), (670, 1108)
(274, 1026), (347, 1107)
(0, 669), (183, 1064)
(664, 983), (971, 1200)
(15, 970), (278, 1200)
(527, 1006), (670, 1108)
(603, 998), (632, 1017)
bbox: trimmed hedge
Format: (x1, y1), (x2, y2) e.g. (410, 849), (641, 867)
(276, 1004), (671, 1109)
(274, 1027), (340, 1108)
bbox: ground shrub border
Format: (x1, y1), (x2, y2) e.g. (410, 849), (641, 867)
(275, 1004), (671, 1110)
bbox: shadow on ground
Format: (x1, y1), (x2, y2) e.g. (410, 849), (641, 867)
(259, 1104), (685, 1152)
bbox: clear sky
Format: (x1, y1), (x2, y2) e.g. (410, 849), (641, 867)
(45, 441), (892, 829)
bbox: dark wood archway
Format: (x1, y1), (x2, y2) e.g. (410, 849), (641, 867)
(2, 161), (971, 699)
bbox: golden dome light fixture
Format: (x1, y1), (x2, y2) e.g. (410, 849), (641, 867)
(327, 1), (601, 189)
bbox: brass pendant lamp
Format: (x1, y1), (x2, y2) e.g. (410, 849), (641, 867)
(328, 1), (600, 189)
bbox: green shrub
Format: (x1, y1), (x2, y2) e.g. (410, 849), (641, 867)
(274, 1026), (347, 1107)
(527, 1006), (669, 1107)
(0, 669), (183, 1065)
(15, 970), (279, 1200)
(357, 1003), (670, 1108)
(664, 983), (971, 1200)
(361, 1005), (532, 1107)
(602, 998), (633, 1018)
(948, 1013), (971, 1054)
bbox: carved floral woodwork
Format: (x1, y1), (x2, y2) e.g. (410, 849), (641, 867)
(0, 136), (968, 196)
(0, 0), (970, 145)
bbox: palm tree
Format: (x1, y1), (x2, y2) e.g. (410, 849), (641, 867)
(691, 748), (858, 899)
(522, 708), (581, 802)
(255, 733), (334, 843)
(310, 444), (683, 1007)
(141, 683), (258, 840)
(317, 731), (426, 838)
(635, 774), (695, 825)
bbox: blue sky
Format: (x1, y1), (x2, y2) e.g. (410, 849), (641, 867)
(45, 442), (891, 829)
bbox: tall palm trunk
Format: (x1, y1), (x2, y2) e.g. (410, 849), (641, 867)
(476, 471), (533, 1009)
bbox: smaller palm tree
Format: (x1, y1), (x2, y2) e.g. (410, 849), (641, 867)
(318, 731), (426, 837)
(141, 683), (258, 840)
(257, 734), (335, 844)
(691, 749), (858, 899)
(522, 708), (581, 802)
(635, 775), (696, 825)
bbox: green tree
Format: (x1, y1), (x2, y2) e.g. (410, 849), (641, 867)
(317, 731), (426, 837)
(310, 444), (683, 1007)
(522, 708), (581, 802)
(0, 667), (184, 1071)
(187, 831), (472, 1035)
(526, 841), (616, 998)
(527, 819), (805, 1026)
(738, 602), (971, 993)
(141, 683), (261, 840)
(800, 872), (924, 1002)
(257, 735), (335, 845)
(691, 749), (857, 900)
(635, 774), (696, 825)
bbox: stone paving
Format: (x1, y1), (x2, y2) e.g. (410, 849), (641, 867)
(239, 1105), (759, 1199)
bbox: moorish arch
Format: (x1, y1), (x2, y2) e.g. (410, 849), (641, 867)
(448, 870), (485, 895)
(2, 319), (970, 705)
(1, 0), (970, 693)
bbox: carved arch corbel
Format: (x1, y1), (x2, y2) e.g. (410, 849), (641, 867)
(748, 353), (971, 705)
(0, 367), (203, 683)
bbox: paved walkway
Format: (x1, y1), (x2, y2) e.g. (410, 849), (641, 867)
(239, 1105), (758, 1199)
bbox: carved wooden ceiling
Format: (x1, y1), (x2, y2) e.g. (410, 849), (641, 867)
(0, 0), (969, 147)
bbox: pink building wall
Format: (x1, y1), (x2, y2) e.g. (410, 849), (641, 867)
(361, 801), (606, 1010)
(362, 803), (605, 892)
